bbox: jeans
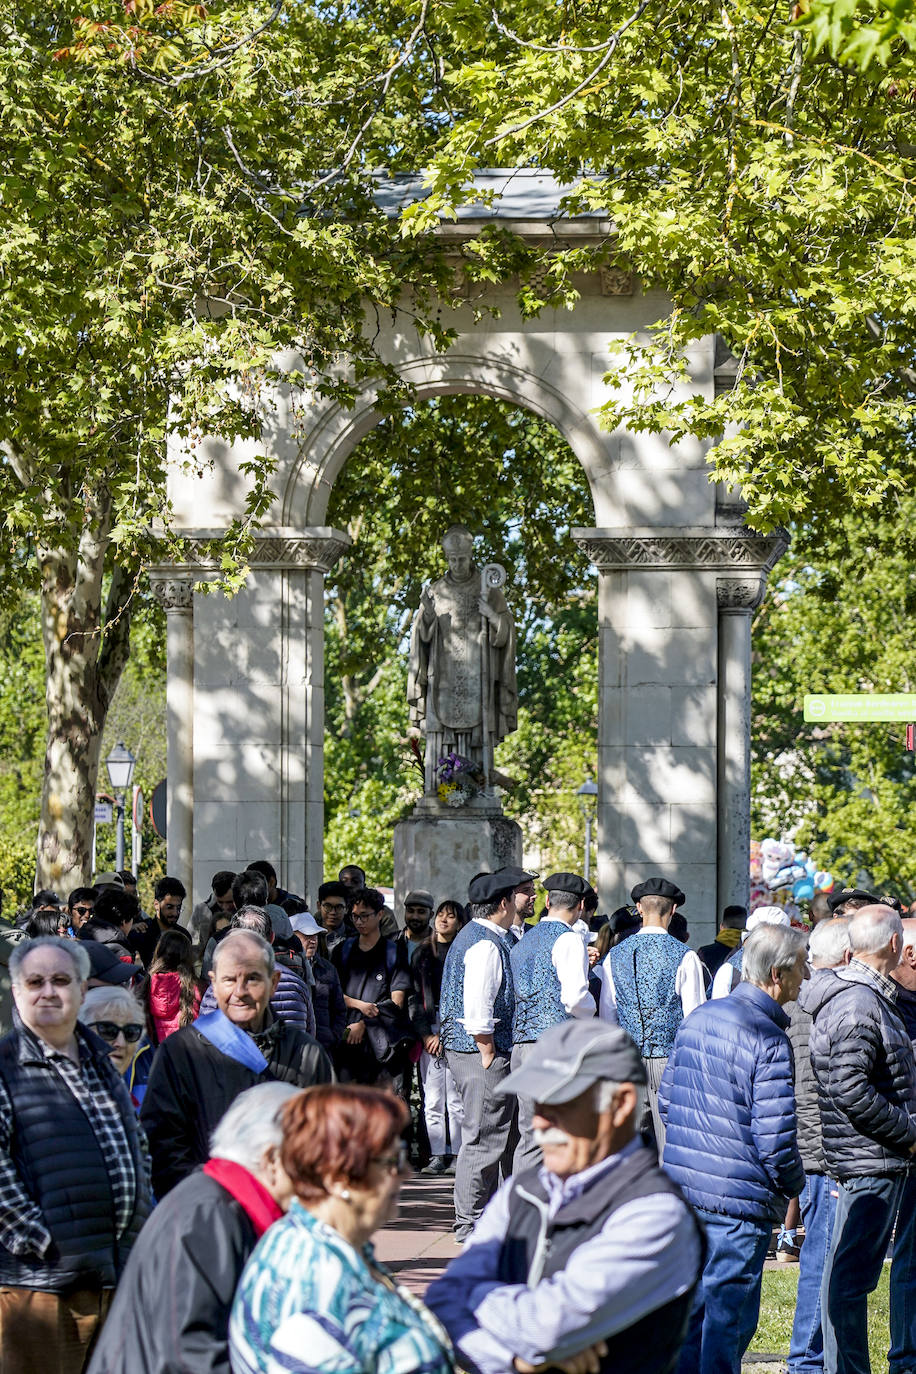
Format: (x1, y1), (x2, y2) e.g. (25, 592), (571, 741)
(890, 1171), (916, 1374)
(418, 1049), (463, 1157)
(788, 1174), (839, 1374)
(676, 1210), (771, 1374)
(822, 1173), (904, 1374)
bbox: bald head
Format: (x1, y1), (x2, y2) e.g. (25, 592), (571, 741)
(847, 904), (903, 977)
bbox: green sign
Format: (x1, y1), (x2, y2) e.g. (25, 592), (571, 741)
(804, 694), (916, 723)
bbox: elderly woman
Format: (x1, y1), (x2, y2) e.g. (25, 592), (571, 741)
(78, 983), (151, 1109)
(230, 1083), (454, 1374)
(86, 1080), (299, 1374)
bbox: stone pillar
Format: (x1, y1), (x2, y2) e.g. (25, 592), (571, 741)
(716, 577), (766, 916)
(181, 528), (349, 908)
(573, 528), (787, 942)
(149, 573), (195, 895)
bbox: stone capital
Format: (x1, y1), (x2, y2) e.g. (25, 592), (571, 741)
(148, 572), (194, 611)
(572, 526), (788, 573)
(716, 575), (767, 612)
(169, 526), (352, 575)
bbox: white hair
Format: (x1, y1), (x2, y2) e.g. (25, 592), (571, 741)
(211, 929), (275, 977)
(593, 1078), (647, 1119)
(742, 924), (807, 986)
(848, 906), (903, 956)
(78, 985), (144, 1025)
(808, 919), (851, 968)
(209, 1082), (301, 1167)
(10, 936), (89, 985)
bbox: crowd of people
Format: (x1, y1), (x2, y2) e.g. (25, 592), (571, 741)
(0, 859), (914, 1374)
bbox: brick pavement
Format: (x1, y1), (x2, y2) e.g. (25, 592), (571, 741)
(374, 1174), (459, 1295)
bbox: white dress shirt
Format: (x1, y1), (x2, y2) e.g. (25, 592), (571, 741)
(459, 919), (511, 1036)
(598, 929), (706, 1026)
(711, 958), (741, 999)
(539, 916), (595, 1018)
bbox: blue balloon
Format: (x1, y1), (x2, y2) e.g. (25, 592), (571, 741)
(793, 879), (815, 901)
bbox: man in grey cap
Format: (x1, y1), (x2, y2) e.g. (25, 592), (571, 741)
(599, 876), (705, 1154)
(426, 1018), (702, 1374)
(440, 867), (533, 1242)
(510, 873), (595, 1172)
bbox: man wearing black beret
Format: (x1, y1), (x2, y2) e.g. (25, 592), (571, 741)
(599, 876), (705, 1155)
(439, 867), (534, 1242)
(509, 873), (596, 1171)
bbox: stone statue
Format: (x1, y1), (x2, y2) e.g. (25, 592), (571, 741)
(408, 525), (517, 799)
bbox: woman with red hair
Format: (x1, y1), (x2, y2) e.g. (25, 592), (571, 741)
(229, 1083), (454, 1374)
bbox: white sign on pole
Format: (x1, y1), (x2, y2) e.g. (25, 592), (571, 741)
(94, 801), (113, 824)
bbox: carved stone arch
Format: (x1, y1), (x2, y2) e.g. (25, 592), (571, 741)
(281, 352), (605, 527)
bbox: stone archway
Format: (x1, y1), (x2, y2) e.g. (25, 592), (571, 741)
(152, 173), (786, 938)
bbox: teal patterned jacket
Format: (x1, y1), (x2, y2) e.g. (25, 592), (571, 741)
(229, 1200), (454, 1374)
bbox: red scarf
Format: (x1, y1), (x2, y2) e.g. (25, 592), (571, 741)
(203, 1158), (284, 1238)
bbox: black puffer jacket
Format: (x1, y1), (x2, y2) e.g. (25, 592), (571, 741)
(310, 956), (346, 1050)
(786, 970), (833, 1174)
(87, 1168), (258, 1374)
(809, 962), (916, 1179)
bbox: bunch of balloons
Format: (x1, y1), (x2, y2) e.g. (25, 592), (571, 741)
(751, 839), (834, 903)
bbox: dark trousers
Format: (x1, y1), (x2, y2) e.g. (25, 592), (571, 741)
(0, 1286), (112, 1374)
(889, 1171), (916, 1374)
(445, 1049), (515, 1240)
(822, 1173), (904, 1374)
(676, 1210), (770, 1374)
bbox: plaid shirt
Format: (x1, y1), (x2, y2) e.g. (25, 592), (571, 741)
(843, 958), (900, 1004)
(0, 1030), (145, 1258)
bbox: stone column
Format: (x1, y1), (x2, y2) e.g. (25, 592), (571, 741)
(716, 576), (766, 916)
(573, 528), (787, 939)
(149, 573), (195, 895)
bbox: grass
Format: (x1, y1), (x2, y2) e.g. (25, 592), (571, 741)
(753, 1265), (891, 1369)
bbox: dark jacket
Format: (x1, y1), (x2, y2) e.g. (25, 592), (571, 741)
(78, 918), (134, 965)
(809, 962), (916, 1179)
(786, 970), (833, 1175)
(0, 1023), (149, 1291)
(409, 939), (449, 1039)
(140, 1016), (333, 1197)
(310, 955), (346, 1050)
(86, 1168), (257, 1374)
(659, 981), (805, 1222)
(697, 937), (736, 987)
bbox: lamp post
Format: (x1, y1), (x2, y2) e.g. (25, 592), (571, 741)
(105, 742), (137, 873)
(576, 778), (598, 884)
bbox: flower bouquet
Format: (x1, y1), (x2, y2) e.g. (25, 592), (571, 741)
(435, 753), (484, 808)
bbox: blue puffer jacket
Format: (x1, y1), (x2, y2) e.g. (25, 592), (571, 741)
(659, 981), (805, 1222)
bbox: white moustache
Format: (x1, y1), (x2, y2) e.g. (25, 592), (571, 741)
(533, 1127), (571, 1148)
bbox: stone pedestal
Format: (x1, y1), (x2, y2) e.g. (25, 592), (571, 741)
(393, 799), (522, 914)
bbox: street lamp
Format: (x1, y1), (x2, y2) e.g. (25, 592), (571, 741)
(105, 742), (136, 873)
(576, 778), (598, 884)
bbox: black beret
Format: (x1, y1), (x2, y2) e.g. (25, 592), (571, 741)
(543, 872), (590, 896)
(630, 877), (685, 906)
(826, 887), (879, 913)
(468, 867), (535, 904)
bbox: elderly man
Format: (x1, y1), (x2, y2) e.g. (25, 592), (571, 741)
(660, 923), (808, 1374)
(88, 1081), (298, 1374)
(809, 905), (916, 1374)
(785, 918), (850, 1374)
(0, 936), (150, 1374)
(426, 1019), (702, 1374)
(440, 868), (531, 1242)
(510, 872), (595, 1171)
(141, 929), (332, 1197)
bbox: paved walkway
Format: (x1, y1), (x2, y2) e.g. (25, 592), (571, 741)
(374, 1174), (458, 1294)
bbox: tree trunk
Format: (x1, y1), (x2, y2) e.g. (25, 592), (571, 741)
(35, 492), (133, 894)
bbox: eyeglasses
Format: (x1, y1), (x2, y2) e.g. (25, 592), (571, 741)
(321, 902), (347, 913)
(352, 910), (377, 922)
(87, 1021), (144, 1044)
(373, 1143), (410, 1174)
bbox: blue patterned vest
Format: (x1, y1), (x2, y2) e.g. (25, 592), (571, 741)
(609, 932), (688, 1057)
(510, 920), (570, 1043)
(440, 921), (515, 1054)
(727, 946), (745, 973)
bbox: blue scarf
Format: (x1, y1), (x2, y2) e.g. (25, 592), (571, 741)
(194, 1009), (268, 1074)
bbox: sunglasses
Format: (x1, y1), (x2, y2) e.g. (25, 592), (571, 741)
(88, 1021), (144, 1044)
(71, 905), (93, 916)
